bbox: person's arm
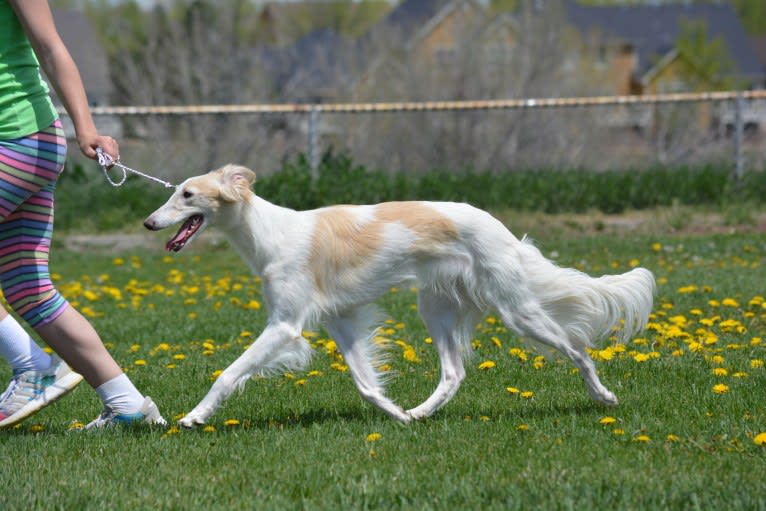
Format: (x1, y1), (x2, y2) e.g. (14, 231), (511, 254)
(9, 0), (118, 161)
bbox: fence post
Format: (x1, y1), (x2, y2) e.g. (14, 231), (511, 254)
(308, 107), (320, 183)
(734, 91), (744, 182)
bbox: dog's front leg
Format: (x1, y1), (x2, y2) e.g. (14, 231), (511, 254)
(179, 322), (300, 428)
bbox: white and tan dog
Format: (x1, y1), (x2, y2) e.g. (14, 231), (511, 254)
(144, 164), (655, 428)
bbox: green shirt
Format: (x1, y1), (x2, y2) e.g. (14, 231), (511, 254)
(0, 1), (57, 139)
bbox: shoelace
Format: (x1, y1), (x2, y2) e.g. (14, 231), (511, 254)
(0, 374), (47, 413)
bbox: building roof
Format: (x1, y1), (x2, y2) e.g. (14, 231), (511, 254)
(282, 29), (360, 97)
(378, 0), (445, 36)
(566, 1), (763, 81)
(751, 35), (766, 70)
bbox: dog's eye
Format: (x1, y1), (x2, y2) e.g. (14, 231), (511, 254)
(182, 190), (193, 199)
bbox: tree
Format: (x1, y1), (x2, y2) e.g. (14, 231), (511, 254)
(674, 18), (739, 90)
(340, 0), (600, 171)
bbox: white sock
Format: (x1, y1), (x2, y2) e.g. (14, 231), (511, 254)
(0, 314), (52, 373)
(94, 373), (145, 414)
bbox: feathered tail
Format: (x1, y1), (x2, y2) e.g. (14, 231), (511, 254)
(517, 239), (656, 350)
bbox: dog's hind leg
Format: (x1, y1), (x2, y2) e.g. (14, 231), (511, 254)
(325, 307), (410, 423)
(499, 301), (618, 406)
(179, 322), (311, 428)
(406, 291), (478, 420)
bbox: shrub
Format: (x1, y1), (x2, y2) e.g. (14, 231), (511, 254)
(53, 150), (761, 232)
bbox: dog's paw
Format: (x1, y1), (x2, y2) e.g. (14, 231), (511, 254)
(178, 411), (207, 429)
(405, 406), (430, 421)
(590, 389), (619, 407)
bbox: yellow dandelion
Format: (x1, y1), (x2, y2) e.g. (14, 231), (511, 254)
(521, 391), (534, 399)
(134, 359), (146, 366)
(633, 435), (651, 443)
(366, 432), (382, 442)
(223, 419), (240, 427)
(203, 425), (216, 433)
(403, 346), (420, 363)
(244, 300), (261, 310)
(721, 298), (739, 308)
(506, 386), (520, 394)
(712, 383), (729, 394)
(599, 416), (617, 426)
(331, 362), (349, 372)
(479, 415), (491, 421)
(751, 359), (764, 369)
(754, 432), (766, 446)
(712, 368), (728, 376)
(295, 379), (307, 386)
(161, 426), (180, 439)
(478, 360), (496, 370)
(666, 434), (680, 442)
(517, 424), (529, 431)
(29, 424), (44, 433)
(613, 428), (625, 436)
(633, 353), (651, 363)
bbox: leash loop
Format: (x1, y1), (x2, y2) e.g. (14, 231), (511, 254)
(96, 148), (176, 188)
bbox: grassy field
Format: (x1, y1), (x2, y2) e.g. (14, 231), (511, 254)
(1, 226), (765, 510)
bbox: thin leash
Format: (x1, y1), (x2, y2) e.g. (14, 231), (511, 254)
(96, 147), (176, 188)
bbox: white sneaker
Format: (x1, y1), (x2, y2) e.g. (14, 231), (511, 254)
(85, 396), (167, 429)
(0, 355), (84, 428)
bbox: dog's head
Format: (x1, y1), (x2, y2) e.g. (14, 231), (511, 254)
(144, 164), (256, 252)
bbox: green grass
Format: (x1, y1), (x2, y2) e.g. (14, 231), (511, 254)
(1, 232), (765, 510)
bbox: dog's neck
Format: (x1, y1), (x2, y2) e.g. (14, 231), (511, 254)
(218, 194), (297, 275)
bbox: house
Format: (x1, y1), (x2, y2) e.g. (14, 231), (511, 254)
(566, 2), (761, 95)
(565, 1), (765, 130)
(355, 0), (491, 98)
(51, 9), (122, 138)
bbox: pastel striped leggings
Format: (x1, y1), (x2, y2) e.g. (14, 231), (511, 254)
(0, 119), (69, 328)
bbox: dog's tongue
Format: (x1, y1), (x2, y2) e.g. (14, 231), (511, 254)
(166, 215), (203, 252)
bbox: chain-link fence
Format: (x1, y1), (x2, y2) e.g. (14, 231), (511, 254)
(64, 90), (766, 184)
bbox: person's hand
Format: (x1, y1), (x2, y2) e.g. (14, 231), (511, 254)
(78, 133), (119, 164)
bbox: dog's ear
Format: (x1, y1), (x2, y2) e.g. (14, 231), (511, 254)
(219, 165), (256, 203)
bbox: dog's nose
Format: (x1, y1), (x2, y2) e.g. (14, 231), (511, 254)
(144, 218), (158, 231)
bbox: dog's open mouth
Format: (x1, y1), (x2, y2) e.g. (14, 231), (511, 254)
(166, 215), (204, 252)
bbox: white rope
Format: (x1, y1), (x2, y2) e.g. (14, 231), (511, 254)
(96, 148), (176, 188)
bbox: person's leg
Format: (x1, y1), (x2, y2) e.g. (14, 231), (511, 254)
(0, 308), (52, 373)
(1, 173), (147, 418)
(0, 121), (164, 427)
(0, 124), (84, 426)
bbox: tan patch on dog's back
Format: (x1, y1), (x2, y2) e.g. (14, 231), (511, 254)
(374, 202), (459, 252)
(309, 202), (459, 291)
